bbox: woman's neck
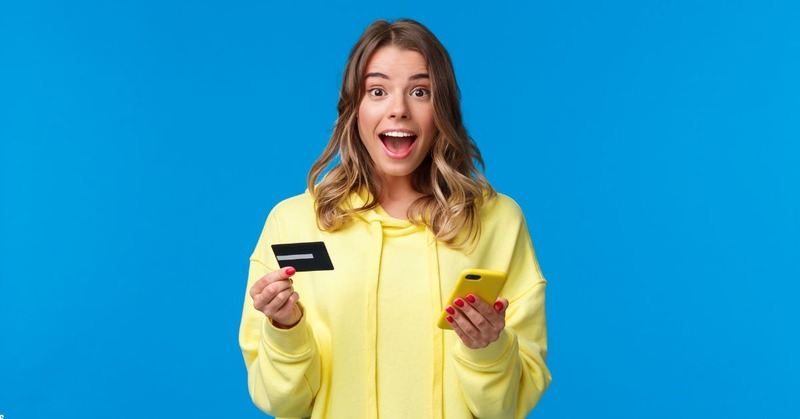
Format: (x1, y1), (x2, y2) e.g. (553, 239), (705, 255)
(378, 176), (422, 219)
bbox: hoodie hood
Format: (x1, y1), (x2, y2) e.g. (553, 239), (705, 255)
(347, 188), (426, 237)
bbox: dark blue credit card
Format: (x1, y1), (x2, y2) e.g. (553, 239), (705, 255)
(271, 241), (334, 272)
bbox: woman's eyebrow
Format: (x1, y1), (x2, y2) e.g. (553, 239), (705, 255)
(364, 72), (430, 80)
(365, 72), (390, 80)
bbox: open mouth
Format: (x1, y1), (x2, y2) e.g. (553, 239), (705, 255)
(379, 131), (417, 157)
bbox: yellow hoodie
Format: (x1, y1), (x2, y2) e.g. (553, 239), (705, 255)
(239, 190), (550, 418)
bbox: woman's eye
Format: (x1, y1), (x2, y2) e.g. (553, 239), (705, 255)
(412, 88), (430, 98)
(368, 88), (385, 97)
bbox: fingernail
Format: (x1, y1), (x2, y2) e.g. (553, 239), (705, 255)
(454, 298), (464, 308)
(466, 294), (476, 304)
(446, 306), (455, 315)
(494, 301), (504, 312)
(286, 267), (296, 276)
(446, 315), (454, 323)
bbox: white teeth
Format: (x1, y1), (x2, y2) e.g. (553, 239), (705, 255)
(382, 131), (414, 138)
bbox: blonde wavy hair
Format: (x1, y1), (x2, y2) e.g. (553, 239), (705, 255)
(307, 19), (495, 248)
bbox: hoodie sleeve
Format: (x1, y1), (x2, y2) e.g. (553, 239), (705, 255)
(452, 207), (551, 418)
(238, 209), (321, 417)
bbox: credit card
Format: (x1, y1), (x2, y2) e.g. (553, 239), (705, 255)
(271, 241), (334, 272)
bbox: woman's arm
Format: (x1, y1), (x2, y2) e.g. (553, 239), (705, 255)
(238, 214), (322, 417)
(452, 281), (550, 418)
(451, 205), (552, 418)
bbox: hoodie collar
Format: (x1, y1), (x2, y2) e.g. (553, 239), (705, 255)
(347, 188), (425, 237)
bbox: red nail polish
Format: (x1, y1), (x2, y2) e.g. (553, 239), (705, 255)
(446, 315), (454, 323)
(446, 306), (455, 315)
(494, 301), (504, 312)
(286, 267), (296, 276)
(454, 298), (464, 308)
(466, 294), (476, 304)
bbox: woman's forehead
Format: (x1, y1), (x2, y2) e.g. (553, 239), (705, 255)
(363, 46), (429, 78)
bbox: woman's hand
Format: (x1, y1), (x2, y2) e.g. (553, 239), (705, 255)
(249, 267), (302, 329)
(445, 295), (509, 349)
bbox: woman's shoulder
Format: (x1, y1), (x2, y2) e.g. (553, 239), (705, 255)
(481, 191), (525, 221)
(267, 189), (316, 218)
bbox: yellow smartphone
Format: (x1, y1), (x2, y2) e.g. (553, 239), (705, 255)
(437, 269), (508, 329)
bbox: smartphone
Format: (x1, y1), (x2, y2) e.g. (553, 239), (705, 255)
(437, 269), (508, 329)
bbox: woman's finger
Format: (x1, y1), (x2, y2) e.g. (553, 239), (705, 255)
(261, 287), (295, 316)
(448, 313), (478, 348)
(273, 292), (300, 319)
(449, 300), (491, 347)
(252, 279), (295, 313)
(250, 267), (296, 299)
(464, 294), (505, 331)
(447, 295), (507, 348)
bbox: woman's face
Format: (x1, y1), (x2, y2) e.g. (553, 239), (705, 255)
(357, 46), (436, 187)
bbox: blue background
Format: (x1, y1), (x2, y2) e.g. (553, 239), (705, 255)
(1, 1), (798, 418)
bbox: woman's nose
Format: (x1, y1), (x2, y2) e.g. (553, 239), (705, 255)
(388, 95), (409, 119)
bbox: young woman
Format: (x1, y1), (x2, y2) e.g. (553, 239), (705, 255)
(239, 19), (551, 418)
